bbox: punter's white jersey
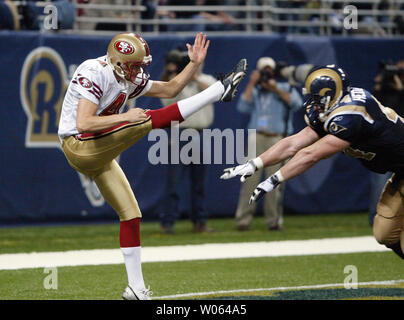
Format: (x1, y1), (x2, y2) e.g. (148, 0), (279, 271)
(58, 55), (153, 141)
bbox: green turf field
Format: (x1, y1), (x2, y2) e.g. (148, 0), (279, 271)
(0, 212), (373, 253)
(0, 213), (403, 300)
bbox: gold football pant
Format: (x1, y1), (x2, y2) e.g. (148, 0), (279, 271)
(61, 118), (152, 221)
(373, 173), (404, 254)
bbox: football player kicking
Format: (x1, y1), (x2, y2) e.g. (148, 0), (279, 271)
(58, 32), (247, 300)
(221, 65), (404, 261)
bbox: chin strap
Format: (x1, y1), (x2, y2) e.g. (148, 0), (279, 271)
(143, 54), (152, 66)
(319, 90), (345, 122)
(318, 96), (331, 121)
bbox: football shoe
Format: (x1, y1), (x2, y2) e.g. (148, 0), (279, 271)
(219, 59), (247, 102)
(122, 285), (153, 300)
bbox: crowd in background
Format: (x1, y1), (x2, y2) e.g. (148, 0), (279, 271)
(1, 0), (404, 36)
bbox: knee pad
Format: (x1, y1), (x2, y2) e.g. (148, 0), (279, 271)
(373, 214), (402, 246)
(373, 215), (389, 245)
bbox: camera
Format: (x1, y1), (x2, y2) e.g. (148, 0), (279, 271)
(259, 61), (315, 87)
(165, 49), (190, 74)
(258, 61), (289, 83)
(379, 60), (404, 84)
(259, 69), (273, 83)
(280, 64), (316, 87)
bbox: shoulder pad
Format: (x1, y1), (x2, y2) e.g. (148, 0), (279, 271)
(324, 104), (374, 131)
(324, 106), (369, 142)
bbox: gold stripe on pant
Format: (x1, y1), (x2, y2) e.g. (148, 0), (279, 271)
(61, 119), (153, 221)
(373, 173), (404, 251)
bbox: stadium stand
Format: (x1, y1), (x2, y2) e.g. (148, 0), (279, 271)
(0, 0), (20, 30)
(7, 0), (404, 36)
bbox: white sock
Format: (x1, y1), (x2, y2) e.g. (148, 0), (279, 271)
(177, 81), (224, 119)
(121, 247), (146, 291)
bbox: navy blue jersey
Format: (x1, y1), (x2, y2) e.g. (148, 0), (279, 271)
(305, 87), (404, 174)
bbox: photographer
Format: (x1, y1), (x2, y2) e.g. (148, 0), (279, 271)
(235, 57), (303, 231)
(159, 49), (217, 234)
(368, 60), (404, 226)
(373, 60), (404, 116)
(160, 49), (190, 82)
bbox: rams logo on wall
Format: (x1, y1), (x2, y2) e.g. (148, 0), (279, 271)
(20, 47), (67, 148)
(19, 47), (106, 208)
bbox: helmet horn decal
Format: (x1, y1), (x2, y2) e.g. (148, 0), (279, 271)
(305, 68), (343, 107)
(319, 87), (332, 96)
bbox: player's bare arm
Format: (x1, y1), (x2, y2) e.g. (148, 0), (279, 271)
(76, 98), (148, 133)
(260, 126), (320, 168)
(220, 126), (319, 182)
(278, 133), (350, 181)
(249, 133), (350, 204)
(145, 33), (210, 99)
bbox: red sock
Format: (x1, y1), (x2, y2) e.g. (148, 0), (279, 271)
(120, 218), (141, 247)
(146, 102), (184, 129)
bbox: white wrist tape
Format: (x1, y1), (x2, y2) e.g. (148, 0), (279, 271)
(252, 157), (264, 170)
(273, 170), (284, 182)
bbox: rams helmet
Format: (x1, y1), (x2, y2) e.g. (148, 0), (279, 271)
(107, 33), (152, 84)
(302, 65), (350, 121)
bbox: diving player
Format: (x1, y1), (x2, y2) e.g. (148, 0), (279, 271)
(221, 65), (404, 260)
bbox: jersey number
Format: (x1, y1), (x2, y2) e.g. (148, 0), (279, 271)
(100, 93), (127, 116)
(344, 147), (376, 161)
(374, 96), (404, 123)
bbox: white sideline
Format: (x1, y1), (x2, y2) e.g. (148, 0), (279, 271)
(0, 236), (389, 270)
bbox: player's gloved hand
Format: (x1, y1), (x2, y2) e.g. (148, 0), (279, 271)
(220, 157), (264, 182)
(249, 172), (283, 204)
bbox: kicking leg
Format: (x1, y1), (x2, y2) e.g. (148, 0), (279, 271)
(146, 59), (247, 129)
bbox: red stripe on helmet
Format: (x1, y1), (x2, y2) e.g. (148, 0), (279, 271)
(134, 33), (150, 56)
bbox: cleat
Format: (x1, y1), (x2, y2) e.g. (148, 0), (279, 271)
(122, 285), (153, 300)
(219, 58), (247, 102)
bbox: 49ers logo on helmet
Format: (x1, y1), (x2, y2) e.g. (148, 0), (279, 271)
(114, 41), (134, 55)
(78, 76), (93, 88)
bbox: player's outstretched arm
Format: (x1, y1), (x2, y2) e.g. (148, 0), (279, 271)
(76, 98), (148, 133)
(260, 126), (320, 167)
(249, 133), (351, 204)
(145, 33), (210, 99)
(186, 32), (210, 65)
(220, 158), (264, 182)
(220, 126), (319, 182)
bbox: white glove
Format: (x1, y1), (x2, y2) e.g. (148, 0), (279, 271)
(220, 157), (263, 182)
(249, 172), (283, 204)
